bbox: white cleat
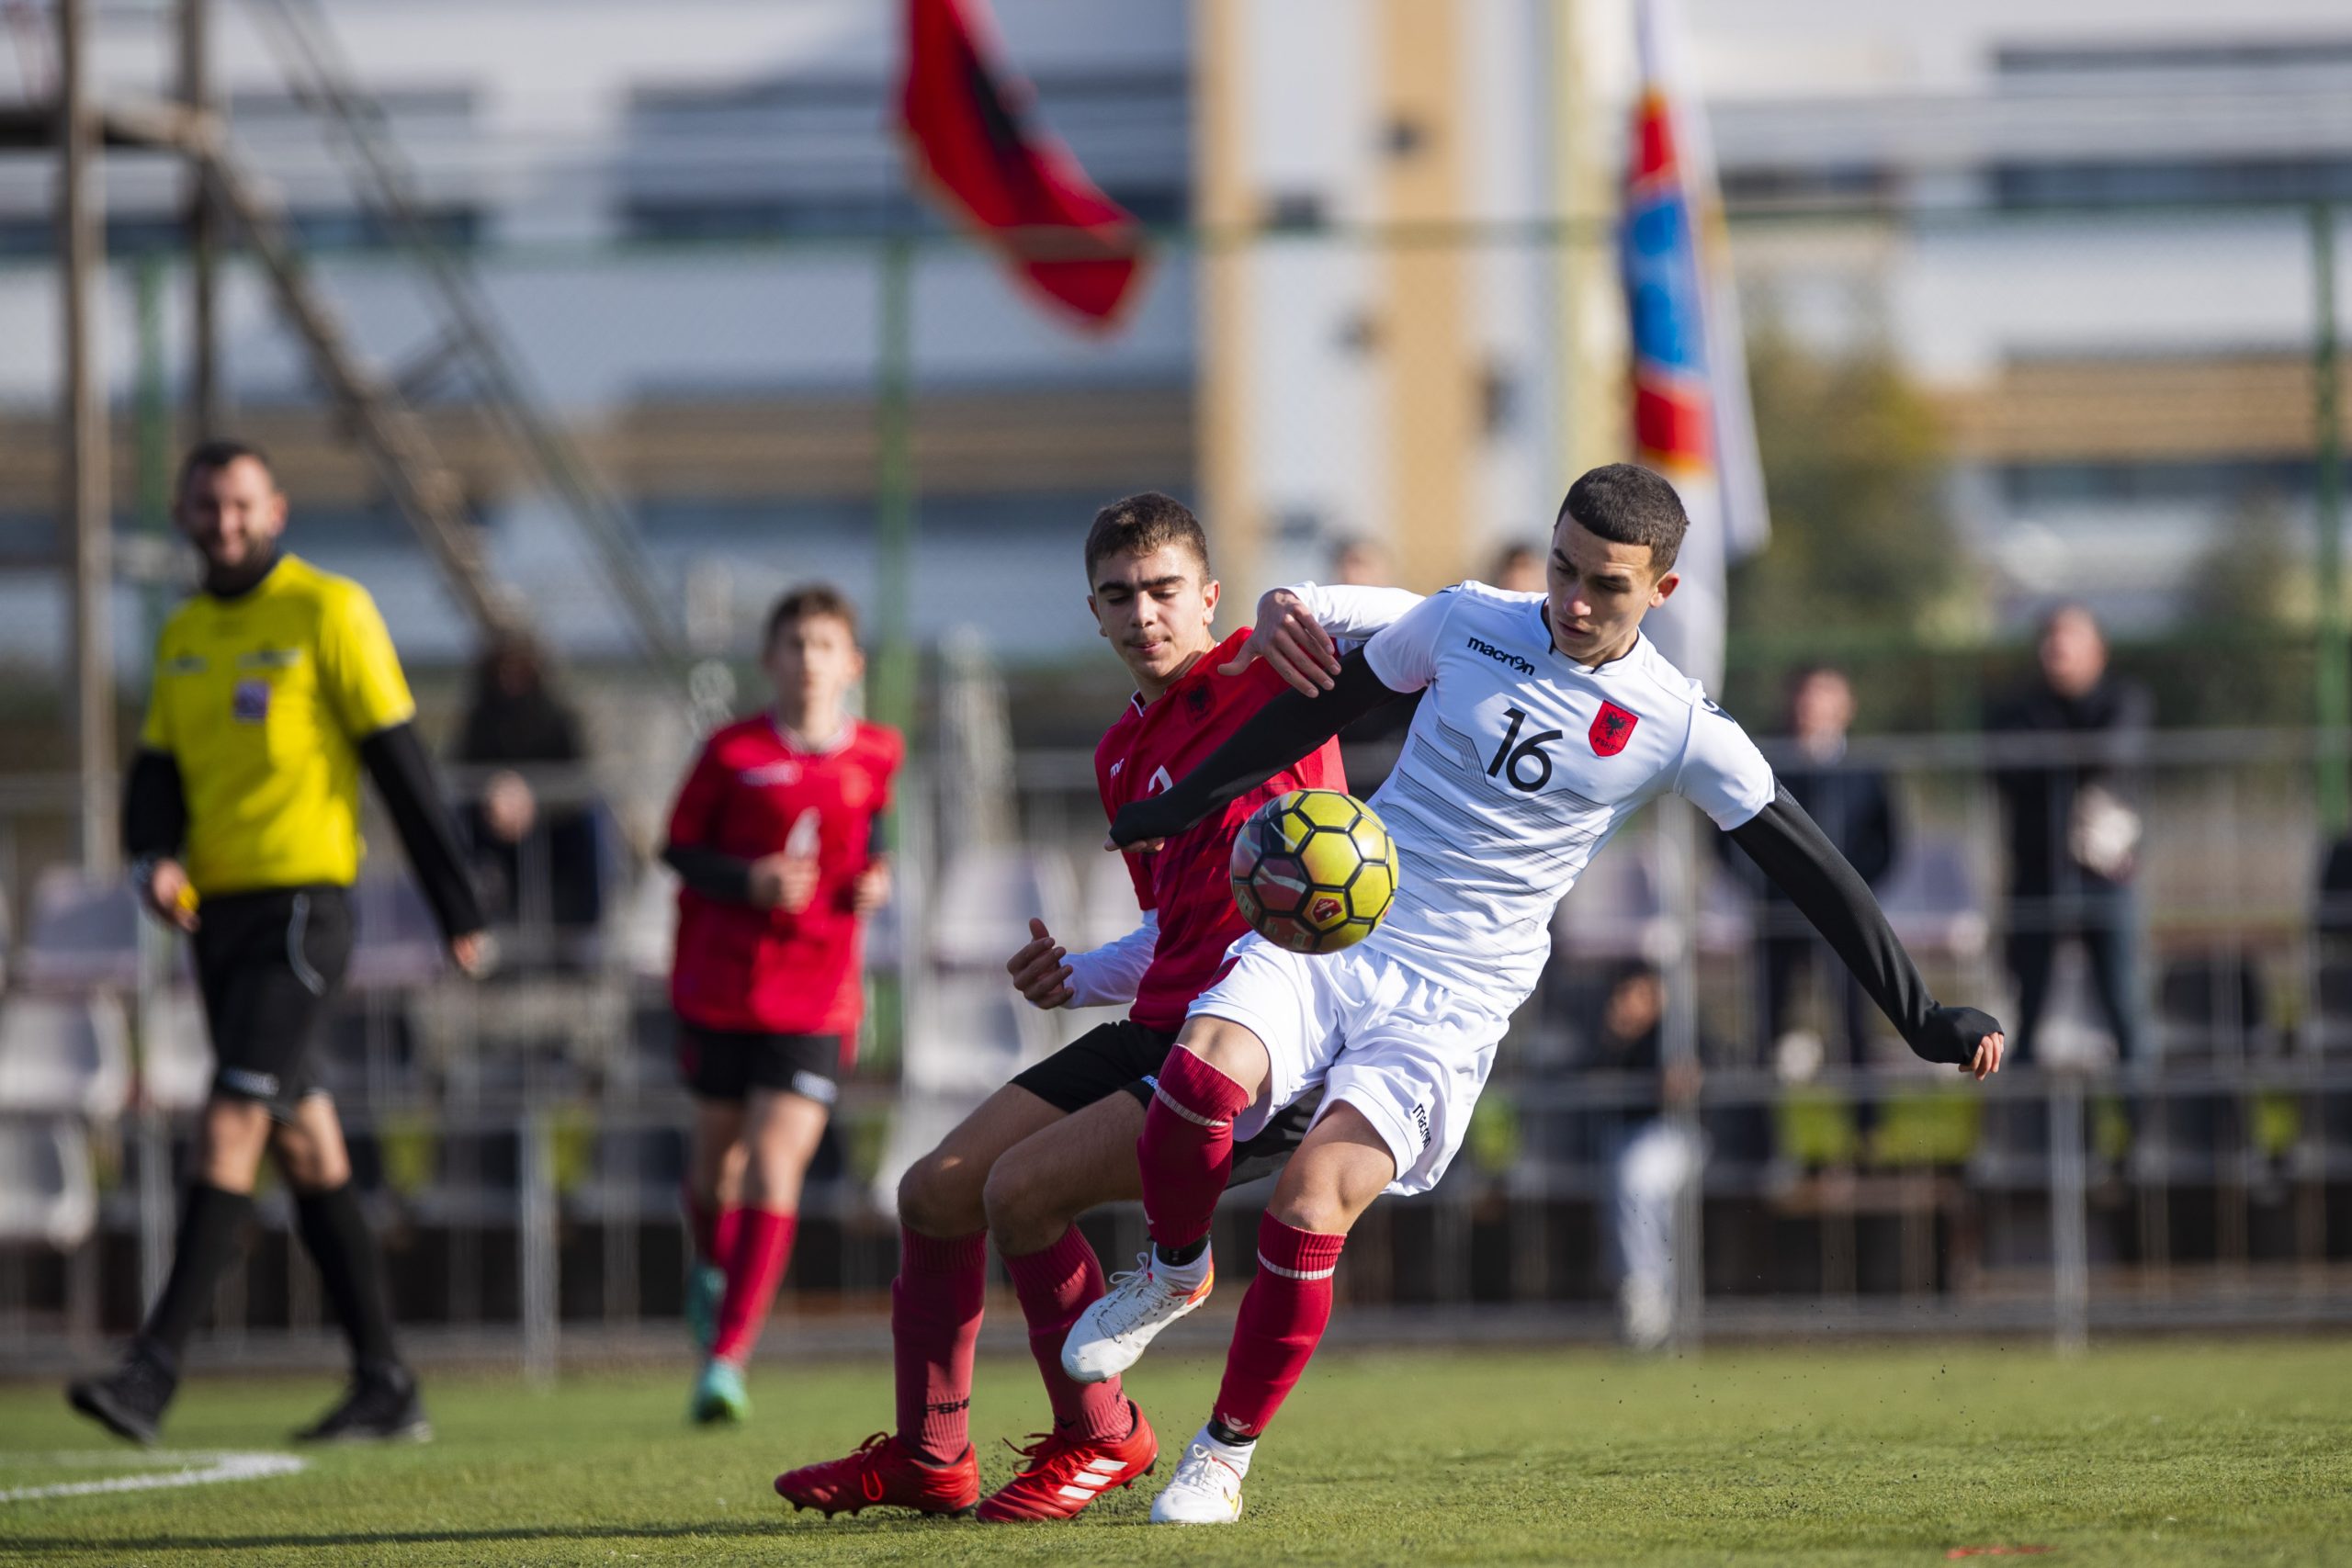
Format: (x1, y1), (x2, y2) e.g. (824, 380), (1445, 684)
(1060, 1247), (1215, 1384)
(1150, 1427), (1250, 1524)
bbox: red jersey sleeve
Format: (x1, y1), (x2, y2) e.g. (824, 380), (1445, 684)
(665, 736), (733, 849)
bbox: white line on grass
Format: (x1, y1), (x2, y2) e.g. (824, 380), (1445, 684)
(0, 1450), (305, 1503)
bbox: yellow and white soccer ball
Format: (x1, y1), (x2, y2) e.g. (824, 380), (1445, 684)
(1227, 789), (1398, 954)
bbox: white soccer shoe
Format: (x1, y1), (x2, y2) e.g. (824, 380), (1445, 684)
(1060, 1247), (1215, 1384)
(1149, 1427), (1251, 1524)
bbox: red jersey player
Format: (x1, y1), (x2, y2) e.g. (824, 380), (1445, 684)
(663, 585), (901, 1424)
(773, 492), (1414, 1523)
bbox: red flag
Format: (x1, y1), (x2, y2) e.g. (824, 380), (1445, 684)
(899, 0), (1148, 330)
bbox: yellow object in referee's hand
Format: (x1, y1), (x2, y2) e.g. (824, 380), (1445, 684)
(175, 883), (200, 916)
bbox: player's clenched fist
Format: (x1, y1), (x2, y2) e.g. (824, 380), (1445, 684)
(747, 850), (820, 913)
(1006, 917), (1075, 1010)
(1914, 1004), (2006, 1081)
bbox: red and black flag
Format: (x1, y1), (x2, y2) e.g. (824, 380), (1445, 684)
(899, 0), (1149, 330)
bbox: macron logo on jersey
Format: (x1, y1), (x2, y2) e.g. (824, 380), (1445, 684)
(1465, 636), (1535, 675)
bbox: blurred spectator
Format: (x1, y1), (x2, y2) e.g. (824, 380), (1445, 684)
(1490, 542), (1544, 594)
(1578, 961), (1702, 1350)
(452, 634), (605, 959)
(1738, 667), (1900, 1096)
(1988, 604), (2150, 1065)
(1329, 536), (1393, 589)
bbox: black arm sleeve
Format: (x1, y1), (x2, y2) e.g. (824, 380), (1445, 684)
(358, 722), (487, 942)
(121, 748), (187, 863)
(1108, 648), (1412, 847)
(1727, 785), (1999, 1066)
(662, 841), (756, 903)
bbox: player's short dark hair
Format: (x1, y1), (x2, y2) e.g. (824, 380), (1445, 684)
(1084, 491), (1211, 586)
(764, 583), (861, 649)
(1557, 464), (1688, 575)
(177, 438), (275, 491)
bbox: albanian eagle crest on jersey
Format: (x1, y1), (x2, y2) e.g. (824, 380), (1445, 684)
(1589, 701), (1639, 757)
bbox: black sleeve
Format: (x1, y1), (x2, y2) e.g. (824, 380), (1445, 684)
(662, 841), (756, 903)
(1108, 648), (1412, 847)
(121, 748), (188, 863)
(1727, 784), (1998, 1066)
(358, 722), (487, 941)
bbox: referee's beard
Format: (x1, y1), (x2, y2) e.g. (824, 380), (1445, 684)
(202, 542), (280, 598)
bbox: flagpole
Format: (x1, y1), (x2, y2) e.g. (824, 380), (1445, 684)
(873, 231), (917, 739)
(2314, 202), (2346, 839)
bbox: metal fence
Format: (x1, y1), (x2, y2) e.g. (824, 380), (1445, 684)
(4, 719), (2349, 1377)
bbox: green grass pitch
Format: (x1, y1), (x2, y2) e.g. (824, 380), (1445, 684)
(3, 1338), (2347, 1565)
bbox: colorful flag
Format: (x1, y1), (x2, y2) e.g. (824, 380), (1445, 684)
(899, 0), (1148, 330)
(1621, 0), (1767, 691)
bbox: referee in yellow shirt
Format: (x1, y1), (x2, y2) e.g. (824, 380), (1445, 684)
(67, 440), (486, 1446)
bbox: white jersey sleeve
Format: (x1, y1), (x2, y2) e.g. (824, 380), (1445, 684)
(1674, 698), (1778, 830)
(1362, 585), (1462, 694)
(1283, 581), (1427, 646)
(1063, 908), (1159, 1009)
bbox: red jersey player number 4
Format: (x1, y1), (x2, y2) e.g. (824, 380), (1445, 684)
(666, 714), (903, 1052)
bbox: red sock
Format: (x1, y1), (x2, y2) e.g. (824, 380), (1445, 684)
(710, 1208), (797, 1364)
(1139, 1048), (1252, 1251)
(1211, 1213), (1346, 1438)
(1003, 1225), (1130, 1444)
(684, 1190), (742, 1270)
(892, 1227), (988, 1463)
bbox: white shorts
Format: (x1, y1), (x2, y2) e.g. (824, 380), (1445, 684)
(1185, 933), (1510, 1196)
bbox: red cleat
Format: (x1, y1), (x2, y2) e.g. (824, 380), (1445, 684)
(975, 1403), (1158, 1523)
(774, 1432), (979, 1519)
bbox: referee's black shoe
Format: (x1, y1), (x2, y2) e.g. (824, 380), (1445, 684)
(295, 1359), (432, 1444)
(66, 1343), (178, 1447)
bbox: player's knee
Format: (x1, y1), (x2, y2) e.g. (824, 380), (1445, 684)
(198, 1097), (272, 1188)
(275, 1131), (351, 1192)
(897, 1149), (985, 1237)
(978, 1147), (1062, 1243)
(1267, 1190), (1357, 1235)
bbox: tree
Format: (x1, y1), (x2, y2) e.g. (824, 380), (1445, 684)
(1723, 318), (1976, 721)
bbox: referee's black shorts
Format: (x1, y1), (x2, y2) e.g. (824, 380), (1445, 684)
(191, 885), (354, 1121)
(1010, 1018), (1316, 1189)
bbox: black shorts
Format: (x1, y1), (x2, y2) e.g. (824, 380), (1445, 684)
(1009, 1018), (1317, 1189)
(191, 886), (354, 1120)
(676, 1021), (843, 1107)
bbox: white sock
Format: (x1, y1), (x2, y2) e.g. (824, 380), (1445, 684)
(1191, 1423), (1253, 1480)
(1153, 1242), (1213, 1292)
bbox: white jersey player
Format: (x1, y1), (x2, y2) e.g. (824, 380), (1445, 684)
(1063, 463), (2007, 1525)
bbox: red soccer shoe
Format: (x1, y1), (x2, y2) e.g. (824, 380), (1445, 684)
(975, 1403), (1158, 1523)
(774, 1433), (980, 1518)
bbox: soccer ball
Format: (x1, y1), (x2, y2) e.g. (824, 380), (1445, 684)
(1228, 789), (1398, 954)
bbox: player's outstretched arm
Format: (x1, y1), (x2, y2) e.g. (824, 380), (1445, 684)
(1109, 647), (1410, 849)
(358, 722), (488, 964)
(1227, 583), (1427, 696)
(1727, 786), (2004, 1079)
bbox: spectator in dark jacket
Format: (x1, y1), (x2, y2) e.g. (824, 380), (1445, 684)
(1988, 604), (2150, 1064)
(452, 634), (605, 958)
(1721, 666), (1899, 1082)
